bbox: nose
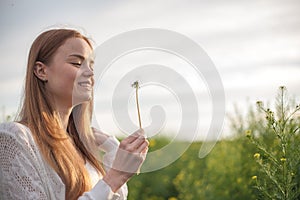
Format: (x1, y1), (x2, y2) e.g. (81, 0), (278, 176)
(82, 64), (94, 77)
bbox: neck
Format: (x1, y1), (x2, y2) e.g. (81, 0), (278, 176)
(57, 106), (73, 131)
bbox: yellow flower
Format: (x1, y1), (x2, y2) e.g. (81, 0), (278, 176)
(168, 197), (177, 200)
(253, 153), (260, 159)
(149, 139), (156, 147)
(280, 158), (286, 162)
(251, 176), (257, 180)
(245, 130), (252, 137)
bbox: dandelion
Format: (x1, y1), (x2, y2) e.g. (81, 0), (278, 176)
(252, 176), (257, 180)
(279, 86), (286, 90)
(253, 153), (260, 159)
(131, 81), (143, 175)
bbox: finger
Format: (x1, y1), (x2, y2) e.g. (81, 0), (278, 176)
(120, 136), (145, 152)
(141, 145), (149, 154)
(122, 133), (139, 144)
(122, 129), (145, 144)
(136, 128), (145, 136)
(129, 135), (147, 150)
(135, 140), (149, 153)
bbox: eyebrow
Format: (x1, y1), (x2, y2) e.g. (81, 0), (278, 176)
(68, 54), (85, 60)
(68, 54), (94, 64)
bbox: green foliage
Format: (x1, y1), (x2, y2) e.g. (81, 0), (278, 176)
(127, 86), (299, 199)
(246, 86), (300, 200)
(0, 106), (13, 123)
(128, 138), (257, 200)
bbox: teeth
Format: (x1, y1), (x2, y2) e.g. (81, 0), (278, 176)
(79, 82), (91, 87)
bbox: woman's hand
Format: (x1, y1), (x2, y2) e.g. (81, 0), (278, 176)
(103, 129), (149, 192)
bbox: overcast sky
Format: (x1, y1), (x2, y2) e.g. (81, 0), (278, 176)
(0, 0), (299, 140)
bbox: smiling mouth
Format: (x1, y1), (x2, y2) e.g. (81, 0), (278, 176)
(78, 81), (92, 90)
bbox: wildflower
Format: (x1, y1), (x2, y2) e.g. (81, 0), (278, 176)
(253, 153), (260, 159)
(291, 172), (295, 176)
(280, 158), (286, 162)
(256, 101), (263, 107)
(252, 176), (257, 180)
(245, 130), (252, 138)
(149, 139), (156, 147)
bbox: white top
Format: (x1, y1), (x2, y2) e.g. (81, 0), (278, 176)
(0, 122), (128, 200)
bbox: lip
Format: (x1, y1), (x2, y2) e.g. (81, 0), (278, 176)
(78, 81), (93, 90)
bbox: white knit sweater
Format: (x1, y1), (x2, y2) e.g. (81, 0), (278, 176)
(0, 122), (128, 200)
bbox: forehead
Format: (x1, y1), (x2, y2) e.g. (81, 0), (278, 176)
(56, 37), (93, 58)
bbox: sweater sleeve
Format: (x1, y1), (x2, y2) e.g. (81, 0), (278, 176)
(78, 179), (121, 200)
(0, 124), (50, 200)
(98, 136), (128, 199)
(91, 128), (128, 199)
(78, 135), (128, 199)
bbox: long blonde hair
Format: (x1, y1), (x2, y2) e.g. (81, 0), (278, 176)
(18, 29), (105, 199)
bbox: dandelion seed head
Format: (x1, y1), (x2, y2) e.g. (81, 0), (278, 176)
(279, 86), (286, 90)
(131, 81), (140, 88)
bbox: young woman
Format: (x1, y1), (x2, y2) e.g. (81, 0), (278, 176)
(0, 28), (149, 200)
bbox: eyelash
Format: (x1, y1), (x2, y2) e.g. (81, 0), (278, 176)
(70, 62), (94, 71)
(71, 63), (81, 67)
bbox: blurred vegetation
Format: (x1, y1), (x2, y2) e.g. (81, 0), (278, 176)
(1, 87), (299, 199)
(0, 106), (14, 123)
(128, 138), (258, 200)
(128, 87), (300, 199)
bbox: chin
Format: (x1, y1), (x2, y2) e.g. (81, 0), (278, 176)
(72, 93), (92, 106)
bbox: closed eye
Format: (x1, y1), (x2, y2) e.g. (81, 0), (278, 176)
(70, 62), (82, 67)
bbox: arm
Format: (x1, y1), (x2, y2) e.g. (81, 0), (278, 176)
(93, 128), (119, 171)
(103, 129), (149, 192)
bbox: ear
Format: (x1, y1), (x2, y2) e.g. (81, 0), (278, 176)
(33, 61), (48, 82)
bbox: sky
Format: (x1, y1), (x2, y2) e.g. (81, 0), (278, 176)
(0, 0), (299, 141)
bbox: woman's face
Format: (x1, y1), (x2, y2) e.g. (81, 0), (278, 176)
(45, 37), (94, 108)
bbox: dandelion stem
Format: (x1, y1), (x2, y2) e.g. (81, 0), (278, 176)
(135, 84), (142, 128)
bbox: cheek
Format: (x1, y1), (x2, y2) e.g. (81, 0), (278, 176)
(57, 68), (77, 90)
(68, 69), (78, 86)
(49, 67), (78, 94)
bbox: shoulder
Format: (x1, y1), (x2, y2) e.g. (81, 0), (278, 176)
(0, 121), (31, 134)
(0, 122), (35, 148)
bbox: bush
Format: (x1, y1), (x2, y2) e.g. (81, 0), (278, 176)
(246, 86), (300, 199)
(128, 86), (299, 199)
